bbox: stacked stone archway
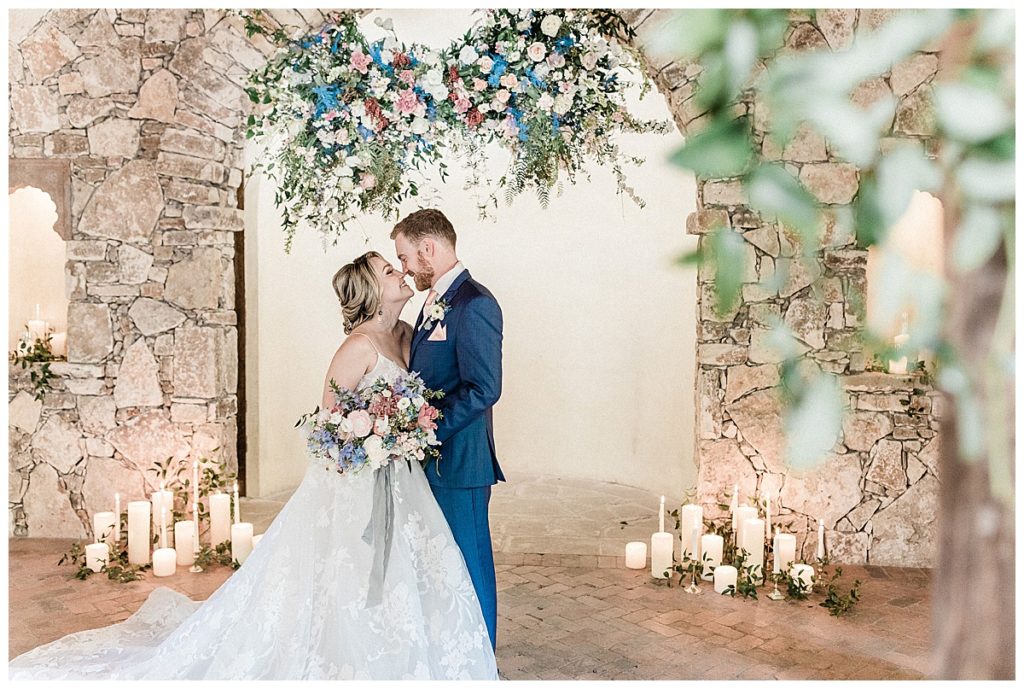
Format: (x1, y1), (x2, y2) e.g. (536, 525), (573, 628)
(9, 8), (938, 566)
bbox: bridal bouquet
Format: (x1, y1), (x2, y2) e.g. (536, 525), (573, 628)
(297, 371), (443, 475)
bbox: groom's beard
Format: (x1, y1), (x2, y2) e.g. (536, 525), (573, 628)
(411, 256), (434, 291)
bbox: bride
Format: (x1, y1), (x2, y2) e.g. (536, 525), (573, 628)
(8, 251), (498, 680)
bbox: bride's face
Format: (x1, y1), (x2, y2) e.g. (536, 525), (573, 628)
(371, 256), (413, 304)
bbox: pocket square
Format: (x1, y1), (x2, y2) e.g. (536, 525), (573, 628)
(427, 324), (447, 341)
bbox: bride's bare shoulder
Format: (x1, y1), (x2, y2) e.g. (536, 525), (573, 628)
(324, 333), (376, 385)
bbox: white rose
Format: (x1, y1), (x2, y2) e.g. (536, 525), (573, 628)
(458, 44), (479, 66)
(413, 395), (426, 409)
(339, 417), (354, 435)
(477, 56), (494, 74)
(508, 50), (521, 62)
(362, 435), (388, 465)
(581, 51), (598, 71)
(553, 93), (572, 115)
(397, 397), (411, 411)
(540, 14), (562, 37)
(496, 89), (511, 104)
(411, 117), (429, 135)
(329, 411), (344, 425)
(537, 93), (554, 111)
(382, 389), (392, 398)
(339, 177), (354, 192)
(425, 69), (444, 85)
(527, 41), (546, 62)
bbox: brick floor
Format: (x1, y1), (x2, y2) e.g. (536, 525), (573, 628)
(8, 538), (932, 679)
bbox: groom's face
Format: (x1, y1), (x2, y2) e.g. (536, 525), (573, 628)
(395, 234), (434, 291)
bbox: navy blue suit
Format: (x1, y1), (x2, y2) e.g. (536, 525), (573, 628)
(410, 269), (504, 649)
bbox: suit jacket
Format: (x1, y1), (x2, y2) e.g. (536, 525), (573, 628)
(410, 269), (505, 488)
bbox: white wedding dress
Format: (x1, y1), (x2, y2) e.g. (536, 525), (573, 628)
(9, 354), (498, 680)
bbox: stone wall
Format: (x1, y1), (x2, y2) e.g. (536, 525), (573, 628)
(7, 9), (328, 538)
(624, 8), (941, 567)
(9, 8), (940, 566)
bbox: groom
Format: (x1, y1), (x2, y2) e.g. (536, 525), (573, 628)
(392, 208), (504, 650)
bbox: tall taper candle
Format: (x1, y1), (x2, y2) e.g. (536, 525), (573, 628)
(160, 507), (168, 550)
(730, 484), (739, 532)
(233, 481), (240, 525)
(658, 495), (665, 534)
(816, 519), (826, 561)
(764, 495), (772, 540)
(127, 500), (151, 565)
(680, 504), (703, 560)
(114, 492), (121, 544)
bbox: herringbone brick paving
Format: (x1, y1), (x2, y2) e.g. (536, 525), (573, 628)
(9, 538), (931, 679)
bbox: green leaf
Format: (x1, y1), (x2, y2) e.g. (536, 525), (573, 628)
(853, 176), (886, 248)
(935, 83), (1012, 144)
(952, 204), (1003, 273)
(784, 371), (843, 470)
(957, 156), (1015, 202)
(746, 164), (818, 238)
(669, 117), (753, 179)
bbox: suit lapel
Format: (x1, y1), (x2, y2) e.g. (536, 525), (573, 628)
(411, 270), (472, 356)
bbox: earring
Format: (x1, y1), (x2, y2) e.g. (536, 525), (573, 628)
(378, 309), (384, 322)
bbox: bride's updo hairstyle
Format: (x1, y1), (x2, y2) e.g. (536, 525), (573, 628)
(332, 251), (384, 335)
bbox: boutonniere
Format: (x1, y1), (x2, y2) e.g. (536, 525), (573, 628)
(420, 298), (451, 331)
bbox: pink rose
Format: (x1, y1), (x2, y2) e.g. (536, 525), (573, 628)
(473, 78), (488, 92)
(359, 173), (377, 189)
(399, 69), (415, 85)
(454, 95), (471, 113)
(350, 50), (371, 74)
(347, 410), (373, 438)
(396, 88), (419, 115)
(417, 405), (439, 431)
(500, 73), (519, 89)
(496, 89), (511, 104)
(546, 52), (565, 69)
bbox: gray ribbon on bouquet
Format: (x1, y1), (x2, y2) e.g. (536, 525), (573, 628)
(362, 461), (396, 608)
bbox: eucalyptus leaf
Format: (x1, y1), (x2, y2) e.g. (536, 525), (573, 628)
(652, 9), (730, 59)
(709, 227), (746, 315)
(807, 95), (896, 168)
(746, 164), (818, 237)
(952, 204), (1003, 273)
(934, 83), (1012, 144)
(876, 147), (940, 228)
(956, 157), (1015, 202)
(976, 9), (1015, 52)
(669, 117), (753, 179)
(723, 20), (758, 98)
(785, 371), (843, 470)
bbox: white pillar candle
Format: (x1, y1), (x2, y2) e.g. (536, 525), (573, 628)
(231, 522), (254, 565)
(151, 484), (174, 547)
(27, 319), (46, 341)
(734, 505), (758, 547)
(251, 534), (264, 549)
(114, 492), (121, 545)
(741, 517), (765, 583)
(174, 521), (196, 566)
(888, 332), (910, 374)
(791, 563), (815, 592)
(657, 495), (665, 534)
(85, 542), (108, 573)
(625, 541), (647, 569)
(51, 331), (67, 357)
(152, 547), (177, 577)
(714, 565), (738, 594)
(680, 504), (703, 559)
(210, 492), (231, 546)
(816, 519), (826, 561)
(127, 500), (151, 565)
(774, 532), (797, 573)
(92, 511), (116, 545)
(650, 532), (674, 579)
(700, 533), (723, 580)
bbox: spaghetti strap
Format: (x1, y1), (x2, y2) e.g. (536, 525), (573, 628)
(350, 331), (380, 354)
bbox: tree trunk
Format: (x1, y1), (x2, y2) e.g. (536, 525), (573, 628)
(933, 194), (1015, 680)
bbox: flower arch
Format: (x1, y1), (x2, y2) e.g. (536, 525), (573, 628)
(241, 9), (670, 250)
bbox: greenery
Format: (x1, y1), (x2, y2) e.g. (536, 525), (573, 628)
(818, 564), (862, 617)
(658, 8), (1014, 486)
(58, 541), (151, 583)
(194, 541), (241, 571)
(9, 333), (63, 401)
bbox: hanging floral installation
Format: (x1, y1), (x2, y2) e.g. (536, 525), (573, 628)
(241, 9), (670, 250)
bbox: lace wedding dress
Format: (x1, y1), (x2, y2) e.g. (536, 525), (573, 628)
(9, 354), (498, 680)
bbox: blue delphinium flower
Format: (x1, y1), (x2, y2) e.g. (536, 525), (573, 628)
(554, 35), (574, 54)
(357, 124), (375, 140)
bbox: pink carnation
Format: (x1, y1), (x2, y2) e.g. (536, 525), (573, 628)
(417, 404), (439, 431)
(350, 50), (371, 74)
(396, 88), (420, 115)
(347, 409), (373, 438)
(454, 95), (471, 113)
